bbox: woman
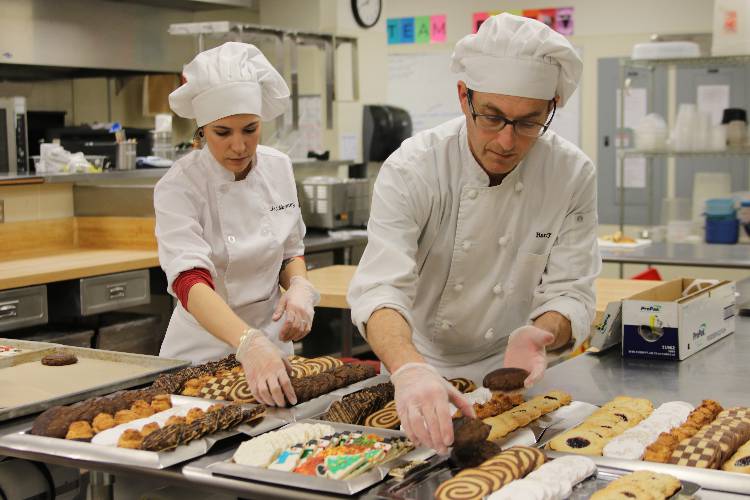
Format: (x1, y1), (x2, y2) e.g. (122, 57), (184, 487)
(155, 42), (319, 407)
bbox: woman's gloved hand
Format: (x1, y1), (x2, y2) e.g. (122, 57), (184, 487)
(503, 325), (555, 388)
(237, 328), (297, 406)
(390, 362), (476, 455)
(274, 276), (321, 342)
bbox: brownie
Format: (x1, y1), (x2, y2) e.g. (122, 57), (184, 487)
(483, 367), (529, 391)
(452, 417), (492, 448)
(451, 439), (501, 468)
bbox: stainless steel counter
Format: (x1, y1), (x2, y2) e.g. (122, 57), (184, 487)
(1, 316), (748, 499)
(0, 160), (354, 185)
(601, 241), (750, 269)
(532, 315), (750, 408)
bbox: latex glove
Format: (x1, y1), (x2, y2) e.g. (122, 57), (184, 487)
(503, 325), (555, 388)
(390, 362), (476, 455)
(273, 276), (321, 342)
(237, 329), (297, 407)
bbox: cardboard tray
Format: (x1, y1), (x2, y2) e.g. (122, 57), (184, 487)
(0, 396), (286, 469)
(0, 343), (189, 421)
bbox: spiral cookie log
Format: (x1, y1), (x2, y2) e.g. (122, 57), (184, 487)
(364, 401), (400, 429)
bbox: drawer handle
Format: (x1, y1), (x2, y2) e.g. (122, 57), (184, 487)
(0, 300), (19, 319)
(107, 284), (127, 300)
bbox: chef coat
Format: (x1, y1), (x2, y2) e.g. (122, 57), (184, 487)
(154, 146), (305, 364)
(348, 116), (601, 383)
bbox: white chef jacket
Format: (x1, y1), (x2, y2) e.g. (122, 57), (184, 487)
(154, 146), (305, 364)
(348, 116), (601, 382)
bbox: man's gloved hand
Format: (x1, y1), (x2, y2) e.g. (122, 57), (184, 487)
(503, 325), (555, 388)
(237, 329), (297, 407)
(274, 276), (321, 342)
(390, 362), (476, 455)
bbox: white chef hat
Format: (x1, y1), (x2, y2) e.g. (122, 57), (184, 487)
(169, 42), (290, 126)
(451, 13), (581, 107)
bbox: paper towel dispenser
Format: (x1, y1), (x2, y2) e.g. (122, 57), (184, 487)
(362, 105), (412, 162)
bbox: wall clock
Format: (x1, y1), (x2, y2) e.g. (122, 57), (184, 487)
(351, 0), (382, 29)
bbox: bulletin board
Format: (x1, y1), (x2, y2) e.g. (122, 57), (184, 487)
(386, 49), (582, 146)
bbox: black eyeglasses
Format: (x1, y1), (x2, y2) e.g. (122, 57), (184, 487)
(466, 89), (556, 138)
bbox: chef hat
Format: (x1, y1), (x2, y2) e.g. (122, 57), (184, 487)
(451, 13), (581, 107)
(169, 42), (289, 126)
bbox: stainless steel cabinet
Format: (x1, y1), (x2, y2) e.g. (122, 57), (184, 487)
(0, 285), (48, 332)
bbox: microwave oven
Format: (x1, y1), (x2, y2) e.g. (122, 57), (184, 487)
(0, 96), (29, 174)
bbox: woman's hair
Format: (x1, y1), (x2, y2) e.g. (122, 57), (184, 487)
(192, 127), (204, 149)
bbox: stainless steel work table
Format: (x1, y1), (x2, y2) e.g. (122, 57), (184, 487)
(2, 325), (749, 498)
(601, 242), (750, 278)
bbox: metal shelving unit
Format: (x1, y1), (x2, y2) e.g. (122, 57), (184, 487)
(616, 55), (750, 232)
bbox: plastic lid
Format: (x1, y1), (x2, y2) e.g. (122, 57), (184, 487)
(721, 108), (747, 124)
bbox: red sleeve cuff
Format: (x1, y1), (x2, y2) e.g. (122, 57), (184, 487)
(173, 268), (214, 311)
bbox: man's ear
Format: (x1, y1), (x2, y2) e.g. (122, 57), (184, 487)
(457, 81), (469, 114)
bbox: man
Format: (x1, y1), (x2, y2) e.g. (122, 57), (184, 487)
(347, 13), (601, 454)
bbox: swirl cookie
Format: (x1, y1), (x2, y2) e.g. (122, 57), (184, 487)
(364, 401), (400, 429)
(227, 378), (256, 403)
(449, 377), (477, 393)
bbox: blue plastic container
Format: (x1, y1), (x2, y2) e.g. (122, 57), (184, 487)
(705, 198), (736, 217)
(705, 216), (739, 244)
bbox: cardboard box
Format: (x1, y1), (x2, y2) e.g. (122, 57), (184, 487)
(622, 279), (736, 361)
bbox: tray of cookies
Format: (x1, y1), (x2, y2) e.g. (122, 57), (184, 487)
(545, 396), (750, 494)
(150, 354), (379, 422)
(372, 448), (697, 500)
(0, 392), (272, 469)
(0, 343), (189, 421)
(183, 419), (433, 495)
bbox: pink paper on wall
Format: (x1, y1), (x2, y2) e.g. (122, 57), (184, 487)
(430, 14), (447, 42)
(472, 12), (489, 33)
(555, 7), (574, 35)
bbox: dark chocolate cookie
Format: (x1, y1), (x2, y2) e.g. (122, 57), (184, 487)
(482, 367), (529, 391)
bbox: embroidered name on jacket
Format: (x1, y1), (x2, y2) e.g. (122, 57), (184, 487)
(270, 202), (297, 212)
(536, 232), (552, 238)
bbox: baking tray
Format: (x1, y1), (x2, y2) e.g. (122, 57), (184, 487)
(0, 338), (58, 358)
(185, 419), (434, 495)
(492, 400), (600, 449)
(0, 344), (189, 421)
(237, 372), (386, 423)
(546, 450), (750, 496)
(0, 396), (284, 469)
(369, 459), (700, 499)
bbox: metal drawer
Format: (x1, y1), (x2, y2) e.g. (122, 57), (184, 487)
(0, 286), (48, 332)
(80, 270), (150, 316)
(49, 270), (151, 319)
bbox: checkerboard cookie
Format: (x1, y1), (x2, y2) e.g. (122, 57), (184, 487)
(669, 436), (724, 468)
(643, 399), (723, 463)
